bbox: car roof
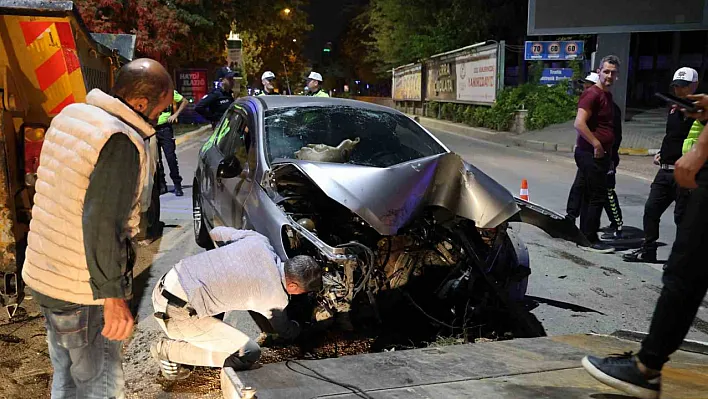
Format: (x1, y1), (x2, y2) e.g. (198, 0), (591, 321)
(249, 95), (401, 114)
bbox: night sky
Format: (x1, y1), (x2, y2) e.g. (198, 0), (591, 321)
(303, 0), (366, 63)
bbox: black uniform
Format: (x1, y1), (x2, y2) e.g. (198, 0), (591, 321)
(195, 88), (234, 128)
(623, 107), (695, 262)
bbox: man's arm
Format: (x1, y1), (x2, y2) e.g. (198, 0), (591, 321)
(574, 108), (605, 158)
(195, 92), (218, 121)
(83, 134), (140, 340)
(168, 92), (187, 124)
(258, 307), (301, 341)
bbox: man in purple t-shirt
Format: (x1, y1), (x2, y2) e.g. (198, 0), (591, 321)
(571, 55), (621, 252)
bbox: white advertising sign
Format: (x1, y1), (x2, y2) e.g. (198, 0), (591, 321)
(456, 48), (498, 104)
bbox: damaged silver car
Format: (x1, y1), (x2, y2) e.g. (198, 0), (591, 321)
(193, 97), (586, 333)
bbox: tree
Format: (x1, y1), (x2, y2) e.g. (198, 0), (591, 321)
(361, 0), (527, 73)
(232, 0), (313, 93)
(75, 0), (188, 61)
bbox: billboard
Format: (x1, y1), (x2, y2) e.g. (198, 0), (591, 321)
(176, 69), (209, 124)
(456, 47), (498, 104)
(426, 57), (457, 101)
(528, 0), (708, 34)
(392, 63), (422, 101)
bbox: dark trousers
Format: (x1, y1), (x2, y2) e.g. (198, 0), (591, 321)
(638, 166), (708, 370)
(156, 123), (182, 188)
(567, 165), (623, 229)
(641, 168), (690, 251)
(570, 150), (610, 242)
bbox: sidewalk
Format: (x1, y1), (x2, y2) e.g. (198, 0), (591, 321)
(415, 107), (668, 156)
(223, 332), (708, 398)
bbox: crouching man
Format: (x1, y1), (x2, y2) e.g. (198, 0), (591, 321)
(150, 226), (322, 379)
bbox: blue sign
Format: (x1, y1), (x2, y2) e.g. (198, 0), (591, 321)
(525, 41), (584, 61)
(539, 68), (574, 85)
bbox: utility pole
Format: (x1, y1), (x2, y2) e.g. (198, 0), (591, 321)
(282, 60), (292, 94)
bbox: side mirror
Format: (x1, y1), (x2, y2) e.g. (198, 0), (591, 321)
(217, 155), (242, 179)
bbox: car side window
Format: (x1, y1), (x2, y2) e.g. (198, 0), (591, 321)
(217, 112), (243, 156)
(233, 111), (253, 167)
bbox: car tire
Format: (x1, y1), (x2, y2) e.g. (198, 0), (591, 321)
(192, 180), (213, 249)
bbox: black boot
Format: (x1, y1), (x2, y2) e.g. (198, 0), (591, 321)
(174, 183), (184, 197)
(159, 181), (168, 195)
(622, 247), (657, 263)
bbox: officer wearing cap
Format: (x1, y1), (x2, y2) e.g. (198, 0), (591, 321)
(624, 67), (700, 263)
(195, 66), (236, 128)
(257, 71), (278, 96)
(305, 72), (329, 97)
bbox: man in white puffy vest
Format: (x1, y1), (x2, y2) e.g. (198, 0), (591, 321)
(21, 58), (173, 398)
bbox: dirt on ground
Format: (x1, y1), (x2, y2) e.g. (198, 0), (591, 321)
(0, 301), (52, 399)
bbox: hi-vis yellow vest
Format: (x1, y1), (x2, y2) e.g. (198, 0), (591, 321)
(683, 119), (706, 155)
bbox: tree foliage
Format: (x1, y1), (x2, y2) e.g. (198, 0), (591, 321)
(363, 0), (527, 72)
(75, 0), (189, 60)
(232, 0), (313, 93)
(76, 0), (311, 84)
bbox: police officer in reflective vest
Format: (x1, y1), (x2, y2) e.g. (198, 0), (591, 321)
(305, 72), (329, 97)
(156, 90), (187, 196)
(195, 67), (236, 128)
(257, 71), (278, 96)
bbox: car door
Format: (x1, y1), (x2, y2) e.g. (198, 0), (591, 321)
(199, 108), (242, 226)
(216, 104), (254, 228)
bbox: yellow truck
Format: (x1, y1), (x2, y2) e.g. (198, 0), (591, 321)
(0, 1), (136, 317)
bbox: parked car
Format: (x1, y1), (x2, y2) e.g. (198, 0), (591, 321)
(192, 96), (585, 331)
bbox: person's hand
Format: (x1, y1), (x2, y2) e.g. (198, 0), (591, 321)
(654, 153), (661, 165)
(256, 332), (288, 347)
(102, 298), (134, 341)
(593, 142), (605, 159)
(675, 147), (708, 189)
(167, 114), (178, 124)
(688, 94), (708, 110)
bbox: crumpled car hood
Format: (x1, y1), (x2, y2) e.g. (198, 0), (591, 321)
(271, 152), (520, 236)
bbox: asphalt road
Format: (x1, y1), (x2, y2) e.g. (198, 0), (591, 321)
(131, 125), (708, 354)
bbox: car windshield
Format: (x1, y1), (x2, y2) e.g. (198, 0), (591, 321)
(264, 106), (447, 167)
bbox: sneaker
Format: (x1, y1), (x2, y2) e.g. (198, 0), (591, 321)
(579, 241), (615, 253)
(601, 229), (624, 240)
(174, 184), (184, 197)
(150, 340), (192, 380)
(582, 353), (661, 399)
(159, 185), (168, 195)
(623, 248), (657, 263)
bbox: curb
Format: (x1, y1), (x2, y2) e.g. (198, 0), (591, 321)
(175, 125), (211, 146)
(413, 115), (660, 157)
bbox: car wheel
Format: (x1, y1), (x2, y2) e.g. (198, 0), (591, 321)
(192, 180), (213, 249)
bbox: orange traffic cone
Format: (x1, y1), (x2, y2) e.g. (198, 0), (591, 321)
(520, 179), (529, 201)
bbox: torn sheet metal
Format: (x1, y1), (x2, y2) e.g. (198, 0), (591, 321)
(511, 197), (591, 247)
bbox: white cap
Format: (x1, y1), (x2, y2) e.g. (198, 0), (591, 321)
(671, 67), (698, 87)
(584, 72), (599, 84)
(261, 71), (275, 81)
(307, 71), (323, 82)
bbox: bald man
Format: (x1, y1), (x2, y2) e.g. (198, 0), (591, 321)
(22, 58), (172, 398)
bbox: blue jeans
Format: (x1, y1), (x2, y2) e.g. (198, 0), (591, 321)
(42, 305), (125, 399)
